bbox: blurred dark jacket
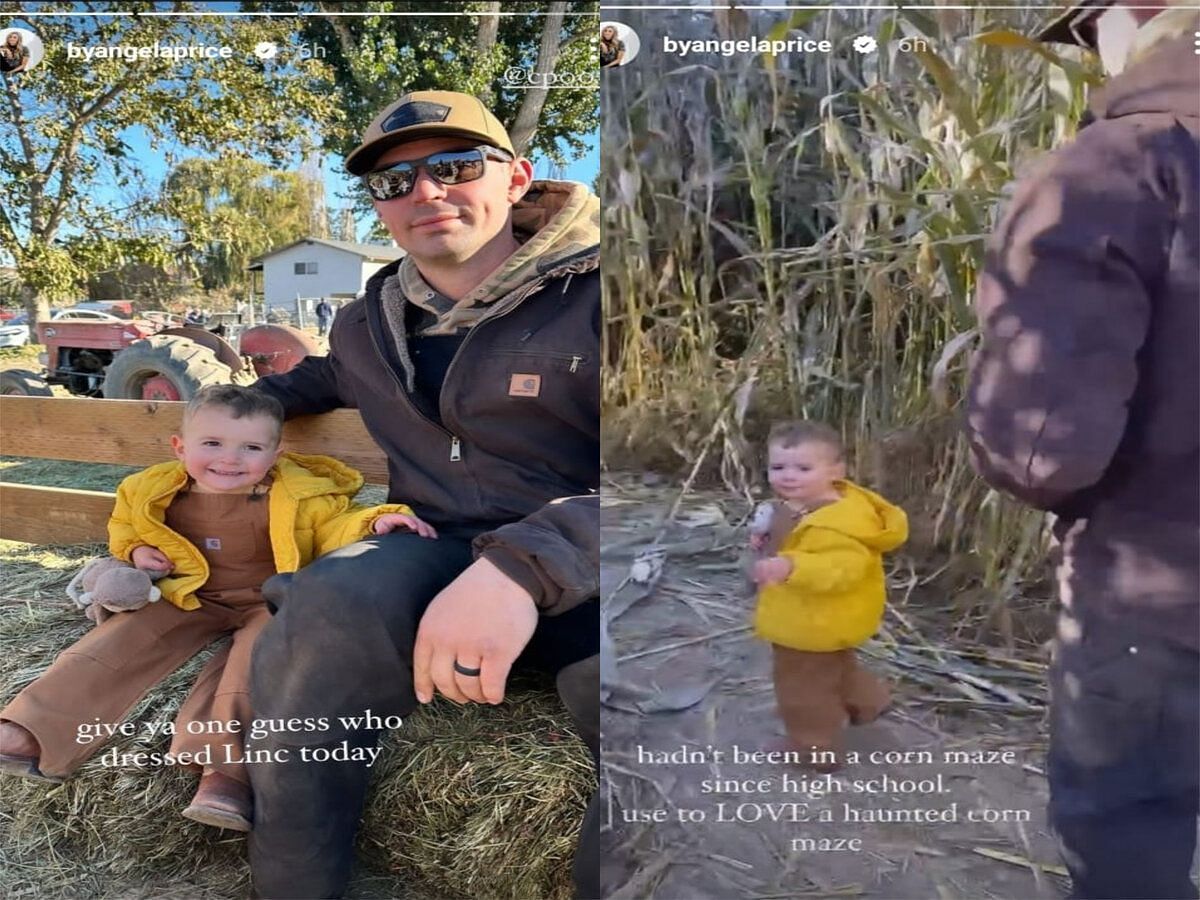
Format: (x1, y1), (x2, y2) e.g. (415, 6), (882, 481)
(966, 30), (1199, 649)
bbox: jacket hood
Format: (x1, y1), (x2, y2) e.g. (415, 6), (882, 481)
(464, 178), (600, 301)
(511, 179), (601, 267)
(1089, 19), (1200, 123)
(272, 452), (364, 499)
(803, 480), (908, 552)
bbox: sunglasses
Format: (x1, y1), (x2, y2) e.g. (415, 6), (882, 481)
(362, 145), (514, 201)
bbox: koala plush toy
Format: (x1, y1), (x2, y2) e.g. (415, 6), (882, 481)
(66, 557), (162, 626)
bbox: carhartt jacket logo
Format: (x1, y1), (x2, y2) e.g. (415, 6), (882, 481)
(509, 374), (542, 397)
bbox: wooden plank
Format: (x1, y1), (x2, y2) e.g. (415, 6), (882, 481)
(0, 396), (390, 483)
(0, 483), (113, 544)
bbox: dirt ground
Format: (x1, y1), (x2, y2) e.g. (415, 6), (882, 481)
(600, 474), (1068, 900)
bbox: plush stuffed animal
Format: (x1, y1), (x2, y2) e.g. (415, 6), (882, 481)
(66, 557), (162, 625)
(748, 501), (775, 555)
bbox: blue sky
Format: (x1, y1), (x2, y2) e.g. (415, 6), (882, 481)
(117, 125), (598, 244)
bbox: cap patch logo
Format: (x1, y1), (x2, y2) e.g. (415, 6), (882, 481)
(382, 101), (451, 133)
(508, 374), (541, 398)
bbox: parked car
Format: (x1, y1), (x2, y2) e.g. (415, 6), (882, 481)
(74, 300), (134, 317)
(0, 313), (30, 347)
(50, 309), (125, 322)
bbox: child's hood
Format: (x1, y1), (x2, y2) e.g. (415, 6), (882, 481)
(804, 479), (908, 552)
(272, 452), (364, 500)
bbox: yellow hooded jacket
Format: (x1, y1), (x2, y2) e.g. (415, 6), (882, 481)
(108, 453), (413, 611)
(754, 480), (908, 652)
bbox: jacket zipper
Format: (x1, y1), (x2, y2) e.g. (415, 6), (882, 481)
(490, 348), (587, 372)
(368, 291), (534, 462)
(438, 298), (537, 440)
(366, 306), (465, 461)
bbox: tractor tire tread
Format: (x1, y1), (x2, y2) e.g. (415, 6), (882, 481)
(102, 335), (231, 400)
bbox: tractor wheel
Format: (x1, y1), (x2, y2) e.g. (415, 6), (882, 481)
(102, 335), (232, 401)
(0, 368), (53, 396)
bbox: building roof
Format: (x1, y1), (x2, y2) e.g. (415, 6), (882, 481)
(247, 237), (405, 270)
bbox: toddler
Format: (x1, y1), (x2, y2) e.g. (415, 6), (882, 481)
(0, 385), (432, 830)
(751, 421), (907, 769)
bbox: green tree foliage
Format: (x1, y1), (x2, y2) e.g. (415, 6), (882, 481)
(161, 156), (323, 292)
(296, 1), (599, 165)
(0, 2), (339, 318)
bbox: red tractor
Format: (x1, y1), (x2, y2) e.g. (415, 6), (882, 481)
(0, 315), (321, 399)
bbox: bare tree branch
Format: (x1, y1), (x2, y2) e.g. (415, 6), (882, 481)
(475, 2), (501, 58)
(317, 2), (362, 89)
(43, 132), (85, 243)
(508, 1), (567, 156)
(0, 197), (18, 249)
(35, 69), (140, 246)
(5, 74), (42, 233)
(474, 0), (502, 104)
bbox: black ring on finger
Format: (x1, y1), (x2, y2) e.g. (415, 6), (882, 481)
(453, 661), (482, 677)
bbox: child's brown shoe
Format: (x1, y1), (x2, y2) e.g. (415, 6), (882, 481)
(0, 721), (63, 784)
(182, 771), (253, 831)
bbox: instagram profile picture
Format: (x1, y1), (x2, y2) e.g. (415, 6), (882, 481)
(600, 22), (640, 68)
(1, 27), (43, 76)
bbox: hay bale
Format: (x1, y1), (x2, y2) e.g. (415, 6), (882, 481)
(361, 687), (592, 900)
(0, 543), (592, 899)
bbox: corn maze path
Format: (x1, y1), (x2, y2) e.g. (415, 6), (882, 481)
(600, 475), (1067, 900)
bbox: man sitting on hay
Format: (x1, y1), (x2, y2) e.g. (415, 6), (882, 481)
(246, 90), (601, 899)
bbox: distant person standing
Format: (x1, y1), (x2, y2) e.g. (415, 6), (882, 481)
(966, 4), (1199, 898)
(314, 298), (333, 337)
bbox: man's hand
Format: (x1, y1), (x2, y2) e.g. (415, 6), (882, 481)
(412, 556), (538, 706)
(753, 555), (793, 587)
(373, 513), (438, 539)
(131, 545), (172, 574)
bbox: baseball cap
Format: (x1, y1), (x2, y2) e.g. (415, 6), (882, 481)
(345, 90), (516, 176)
(1036, 0), (1115, 47)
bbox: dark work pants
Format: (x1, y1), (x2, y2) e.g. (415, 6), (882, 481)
(1048, 614), (1199, 900)
(246, 530), (600, 899)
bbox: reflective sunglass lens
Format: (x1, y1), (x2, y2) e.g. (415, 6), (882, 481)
(429, 153), (485, 184)
(365, 147), (495, 199)
(367, 166), (415, 199)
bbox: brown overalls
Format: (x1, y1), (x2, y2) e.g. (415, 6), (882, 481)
(1, 486), (276, 784)
(759, 500), (890, 759)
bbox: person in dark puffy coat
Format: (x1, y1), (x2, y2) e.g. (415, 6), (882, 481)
(966, 4), (1199, 897)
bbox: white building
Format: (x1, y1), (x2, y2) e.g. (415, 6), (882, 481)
(247, 238), (405, 315)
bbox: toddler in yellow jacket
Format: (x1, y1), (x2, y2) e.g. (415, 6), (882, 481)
(751, 421), (907, 770)
(0, 385), (432, 830)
